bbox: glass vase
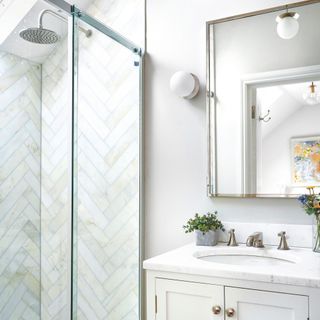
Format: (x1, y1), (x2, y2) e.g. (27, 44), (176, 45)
(313, 215), (320, 253)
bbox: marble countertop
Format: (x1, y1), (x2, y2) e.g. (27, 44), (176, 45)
(143, 243), (320, 288)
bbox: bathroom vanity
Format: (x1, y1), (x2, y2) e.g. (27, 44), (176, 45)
(144, 244), (320, 319)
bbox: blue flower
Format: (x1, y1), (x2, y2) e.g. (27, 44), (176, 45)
(298, 194), (308, 205)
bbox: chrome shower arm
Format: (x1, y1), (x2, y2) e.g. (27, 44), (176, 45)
(38, 9), (65, 28)
(38, 9), (92, 37)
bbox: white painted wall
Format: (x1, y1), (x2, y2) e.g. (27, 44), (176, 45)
(145, 0), (314, 258)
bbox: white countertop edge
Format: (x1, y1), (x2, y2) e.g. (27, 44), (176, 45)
(143, 243), (320, 289)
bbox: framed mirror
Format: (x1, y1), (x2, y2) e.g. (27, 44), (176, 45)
(207, 0), (320, 198)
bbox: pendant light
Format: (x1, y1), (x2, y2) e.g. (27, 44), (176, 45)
(303, 82), (320, 105)
(276, 6), (299, 40)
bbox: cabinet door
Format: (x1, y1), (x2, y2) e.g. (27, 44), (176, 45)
(155, 279), (224, 320)
(225, 287), (309, 320)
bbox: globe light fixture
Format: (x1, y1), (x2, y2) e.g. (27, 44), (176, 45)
(170, 71), (200, 99)
(303, 82), (320, 105)
(276, 8), (299, 40)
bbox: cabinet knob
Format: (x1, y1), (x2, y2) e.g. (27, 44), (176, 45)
(226, 308), (235, 317)
(212, 305), (221, 315)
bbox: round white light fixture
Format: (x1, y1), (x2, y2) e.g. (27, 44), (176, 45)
(303, 82), (320, 105)
(170, 71), (200, 99)
(276, 11), (299, 40)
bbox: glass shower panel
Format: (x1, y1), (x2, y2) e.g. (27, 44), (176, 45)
(73, 18), (140, 320)
(41, 26), (71, 320)
(0, 52), (41, 319)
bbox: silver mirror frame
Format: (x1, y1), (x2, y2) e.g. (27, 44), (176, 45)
(206, 0), (320, 198)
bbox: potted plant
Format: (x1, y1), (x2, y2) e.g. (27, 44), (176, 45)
(183, 212), (225, 246)
(298, 186), (320, 253)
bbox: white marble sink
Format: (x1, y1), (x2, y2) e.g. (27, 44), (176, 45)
(195, 249), (297, 267)
(143, 243), (320, 288)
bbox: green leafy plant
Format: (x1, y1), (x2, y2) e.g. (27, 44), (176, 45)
(183, 212), (225, 234)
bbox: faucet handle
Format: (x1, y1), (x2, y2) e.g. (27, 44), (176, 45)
(278, 231), (291, 237)
(277, 231), (290, 250)
(246, 235), (254, 247)
(227, 229), (238, 247)
(253, 239), (264, 248)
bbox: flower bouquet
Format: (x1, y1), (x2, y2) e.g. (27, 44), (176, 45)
(298, 187), (320, 252)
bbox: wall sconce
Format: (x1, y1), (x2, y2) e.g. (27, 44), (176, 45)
(170, 71), (200, 99)
(276, 6), (299, 40)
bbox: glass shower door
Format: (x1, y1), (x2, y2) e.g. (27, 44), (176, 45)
(71, 13), (142, 320)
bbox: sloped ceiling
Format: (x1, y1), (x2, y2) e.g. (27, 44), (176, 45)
(257, 80), (320, 139)
(0, 0), (92, 63)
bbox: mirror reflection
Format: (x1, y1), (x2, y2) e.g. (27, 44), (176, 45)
(207, 1), (320, 197)
(255, 80), (320, 195)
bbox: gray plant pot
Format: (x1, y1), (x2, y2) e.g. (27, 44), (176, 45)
(195, 230), (219, 246)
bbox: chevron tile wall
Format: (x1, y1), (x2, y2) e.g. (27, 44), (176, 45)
(0, 52), (41, 320)
(41, 37), (70, 320)
(87, 0), (144, 48)
(75, 28), (140, 320)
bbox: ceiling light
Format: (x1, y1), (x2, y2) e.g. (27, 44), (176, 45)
(303, 82), (320, 105)
(276, 8), (299, 40)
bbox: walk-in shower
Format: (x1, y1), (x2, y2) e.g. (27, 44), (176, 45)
(0, 0), (144, 319)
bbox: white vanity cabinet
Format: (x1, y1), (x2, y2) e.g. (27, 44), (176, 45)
(156, 279), (224, 320)
(153, 278), (308, 320)
(144, 244), (320, 320)
(225, 287), (308, 320)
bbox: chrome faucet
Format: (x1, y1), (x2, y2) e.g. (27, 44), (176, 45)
(246, 232), (264, 248)
(277, 231), (290, 250)
(227, 229), (238, 246)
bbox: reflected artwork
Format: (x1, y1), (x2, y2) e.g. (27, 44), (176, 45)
(291, 136), (320, 185)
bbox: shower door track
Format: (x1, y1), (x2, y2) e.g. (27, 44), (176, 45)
(45, 0), (143, 55)
(44, 1), (145, 319)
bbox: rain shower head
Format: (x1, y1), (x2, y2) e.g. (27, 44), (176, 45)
(19, 27), (59, 44)
(19, 9), (91, 45)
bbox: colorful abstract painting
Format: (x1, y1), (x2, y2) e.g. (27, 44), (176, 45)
(291, 136), (320, 185)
